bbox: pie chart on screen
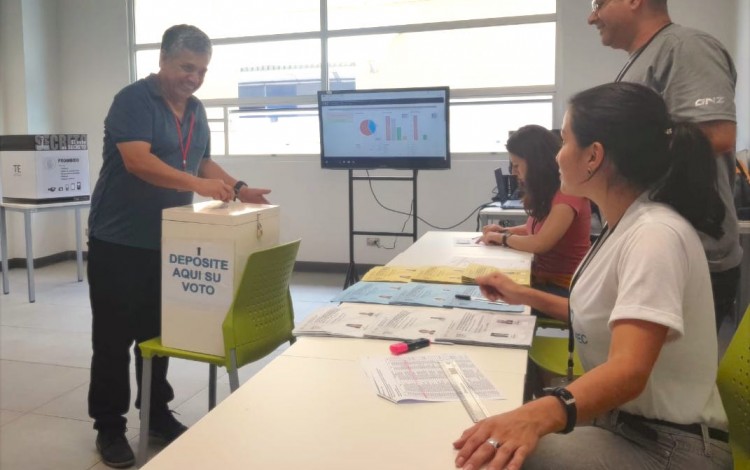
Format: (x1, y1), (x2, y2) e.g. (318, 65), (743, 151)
(360, 119), (376, 136)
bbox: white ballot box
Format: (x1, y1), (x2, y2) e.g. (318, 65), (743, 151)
(0, 134), (90, 203)
(161, 201), (280, 355)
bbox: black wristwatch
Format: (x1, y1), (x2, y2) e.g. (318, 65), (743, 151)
(233, 180), (247, 201)
(501, 232), (512, 247)
(549, 387), (577, 434)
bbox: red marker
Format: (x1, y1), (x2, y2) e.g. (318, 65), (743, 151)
(389, 338), (431, 355)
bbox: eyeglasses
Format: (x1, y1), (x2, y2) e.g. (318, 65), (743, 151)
(591, 0), (612, 13)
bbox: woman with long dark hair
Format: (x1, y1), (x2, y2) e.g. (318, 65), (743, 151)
(453, 83), (731, 469)
(481, 125), (591, 295)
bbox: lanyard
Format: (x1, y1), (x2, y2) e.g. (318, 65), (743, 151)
(615, 22), (673, 82)
(565, 222), (617, 381)
(174, 112), (196, 171)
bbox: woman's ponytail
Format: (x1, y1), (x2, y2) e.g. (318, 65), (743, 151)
(650, 121), (725, 239)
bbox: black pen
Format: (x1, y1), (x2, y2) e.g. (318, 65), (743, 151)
(455, 294), (508, 305)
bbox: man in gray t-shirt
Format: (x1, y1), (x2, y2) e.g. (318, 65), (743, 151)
(589, 0), (741, 331)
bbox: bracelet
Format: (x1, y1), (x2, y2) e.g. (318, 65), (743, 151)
(233, 180), (247, 201)
(548, 387), (577, 434)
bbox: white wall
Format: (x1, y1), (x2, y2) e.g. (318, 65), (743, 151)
(1, 0), (29, 134)
(0, 0), (71, 259)
(554, 0), (622, 127)
(736, 0), (750, 151)
(1, 0), (748, 266)
(22, 0), (61, 133)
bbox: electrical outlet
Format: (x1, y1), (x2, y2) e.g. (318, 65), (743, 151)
(366, 238), (380, 247)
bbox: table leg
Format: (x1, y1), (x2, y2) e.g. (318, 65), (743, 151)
(1, 206), (8, 295)
(24, 212), (35, 303)
(75, 208), (83, 282)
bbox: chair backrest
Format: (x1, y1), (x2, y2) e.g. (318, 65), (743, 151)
(222, 240), (301, 369)
(717, 306), (750, 469)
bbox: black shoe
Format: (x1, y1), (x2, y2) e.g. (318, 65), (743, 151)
(96, 431), (135, 468)
(149, 410), (188, 445)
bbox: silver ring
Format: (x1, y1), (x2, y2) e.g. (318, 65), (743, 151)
(487, 438), (501, 449)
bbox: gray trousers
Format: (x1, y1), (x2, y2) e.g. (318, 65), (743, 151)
(524, 410), (732, 469)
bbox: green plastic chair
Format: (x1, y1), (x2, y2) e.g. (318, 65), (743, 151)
(717, 306), (750, 469)
(529, 317), (585, 377)
(528, 335), (585, 377)
(525, 318), (585, 400)
(136, 240), (301, 467)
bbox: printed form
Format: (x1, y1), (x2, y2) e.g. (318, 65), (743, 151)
(361, 353), (504, 403)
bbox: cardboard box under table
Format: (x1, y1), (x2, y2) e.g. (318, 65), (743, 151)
(161, 201), (280, 356)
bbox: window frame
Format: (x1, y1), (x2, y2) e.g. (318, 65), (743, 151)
(126, 0), (556, 158)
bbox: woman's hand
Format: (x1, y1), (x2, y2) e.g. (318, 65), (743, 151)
(475, 272), (528, 305)
(479, 231), (504, 246)
(453, 408), (544, 470)
(482, 224), (506, 236)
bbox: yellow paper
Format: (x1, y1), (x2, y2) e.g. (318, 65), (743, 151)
(361, 266), (417, 283)
(461, 263), (531, 286)
(411, 266), (465, 284)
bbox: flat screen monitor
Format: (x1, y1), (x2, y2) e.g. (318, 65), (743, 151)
(318, 87), (450, 170)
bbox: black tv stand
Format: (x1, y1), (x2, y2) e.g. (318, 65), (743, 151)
(344, 169), (418, 288)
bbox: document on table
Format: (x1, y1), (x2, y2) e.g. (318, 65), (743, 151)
(461, 263), (531, 286)
(411, 266), (465, 284)
(331, 282), (408, 304)
(294, 304), (536, 348)
(332, 281), (524, 312)
(390, 282), (480, 308)
(448, 256), (530, 271)
(437, 309), (536, 349)
(290, 304), (385, 338)
(361, 266), (418, 282)
(454, 236), (485, 246)
(361, 353), (504, 403)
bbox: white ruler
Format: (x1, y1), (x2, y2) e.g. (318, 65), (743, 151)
(441, 360), (488, 423)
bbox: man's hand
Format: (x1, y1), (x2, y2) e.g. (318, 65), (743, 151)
(195, 178), (234, 202)
(237, 186), (271, 204)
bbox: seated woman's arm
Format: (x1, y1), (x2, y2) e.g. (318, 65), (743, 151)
(476, 272), (569, 321)
(452, 319), (668, 470)
(482, 223), (528, 237)
(480, 204), (575, 253)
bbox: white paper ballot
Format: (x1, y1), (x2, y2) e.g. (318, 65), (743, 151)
(360, 353), (504, 403)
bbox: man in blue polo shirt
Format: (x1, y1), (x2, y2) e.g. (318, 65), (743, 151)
(87, 24), (270, 468)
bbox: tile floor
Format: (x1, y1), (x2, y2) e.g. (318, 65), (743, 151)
(0, 261), (739, 469)
(0, 260), (344, 470)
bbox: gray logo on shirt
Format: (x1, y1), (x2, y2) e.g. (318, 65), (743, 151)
(695, 97), (726, 107)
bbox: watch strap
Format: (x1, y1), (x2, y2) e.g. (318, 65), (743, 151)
(549, 387), (577, 434)
(233, 180), (247, 200)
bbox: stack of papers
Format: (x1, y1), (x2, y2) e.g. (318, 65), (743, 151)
(461, 263), (531, 286)
(331, 281), (524, 313)
(293, 303), (536, 349)
(410, 266), (465, 284)
(361, 261), (531, 287)
(361, 266), (417, 283)
(361, 353), (504, 403)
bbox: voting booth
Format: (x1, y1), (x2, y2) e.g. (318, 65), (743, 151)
(161, 201), (280, 355)
(0, 134), (90, 203)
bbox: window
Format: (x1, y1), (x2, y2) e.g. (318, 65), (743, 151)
(131, 0), (556, 156)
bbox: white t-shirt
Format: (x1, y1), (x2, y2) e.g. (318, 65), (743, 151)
(570, 193), (727, 428)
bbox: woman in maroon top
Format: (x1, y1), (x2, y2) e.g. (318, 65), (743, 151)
(481, 125), (591, 294)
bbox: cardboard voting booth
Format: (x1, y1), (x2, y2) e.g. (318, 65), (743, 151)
(0, 134), (90, 203)
(161, 201), (280, 356)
